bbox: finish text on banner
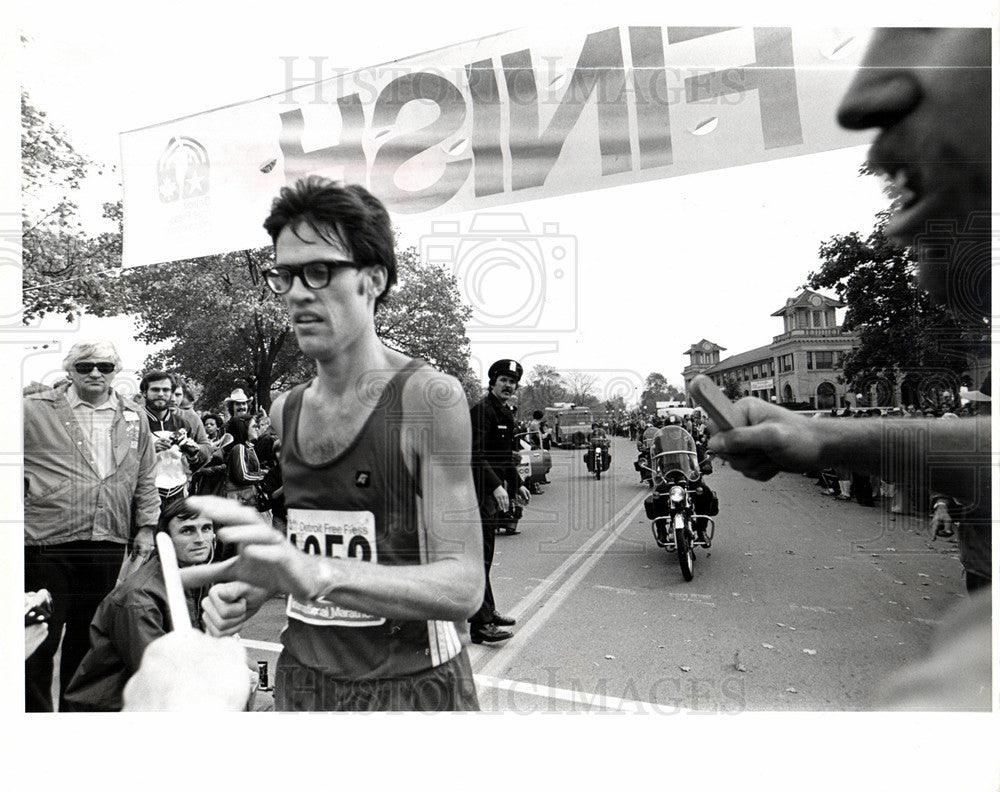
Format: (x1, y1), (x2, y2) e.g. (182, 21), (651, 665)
(119, 26), (872, 267)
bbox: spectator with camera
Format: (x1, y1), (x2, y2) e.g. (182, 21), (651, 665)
(23, 340), (160, 711)
(468, 358), (531, 644)
(140, 370), (213, 504)
(62, 497), (217, 711)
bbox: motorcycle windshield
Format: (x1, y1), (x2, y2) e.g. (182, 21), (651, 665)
(651, 426), (699, 480)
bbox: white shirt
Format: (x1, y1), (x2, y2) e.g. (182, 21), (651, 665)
(66, 388), (119, 479)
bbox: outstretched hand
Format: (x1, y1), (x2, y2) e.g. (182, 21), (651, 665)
(706, 399), (823, 481)
(184, 497), (328, 630)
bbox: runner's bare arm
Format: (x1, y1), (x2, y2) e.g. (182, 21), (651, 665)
(709, 399), (989, 505)
(189, 372), (484, 622)
(269, 393), (288, 444)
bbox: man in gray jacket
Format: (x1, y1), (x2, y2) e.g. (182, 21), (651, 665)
(23, 340), (160, 711)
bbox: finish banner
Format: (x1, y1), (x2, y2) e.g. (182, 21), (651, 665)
(119, 26), (871, 267)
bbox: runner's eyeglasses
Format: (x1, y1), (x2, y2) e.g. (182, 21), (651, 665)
(73, 362), (115, 374)
(262, 260), (364, 295)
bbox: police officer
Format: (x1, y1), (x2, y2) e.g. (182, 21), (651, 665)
(468, 359), (531, 644)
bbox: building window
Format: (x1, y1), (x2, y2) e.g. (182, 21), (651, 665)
(812, 310), (824, 328)
(779, 354), (794, 373)
(814, 351), (835, 369)
(752, 365), (759, 378)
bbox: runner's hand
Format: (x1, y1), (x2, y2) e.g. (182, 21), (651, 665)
(187, 495), (327, 604)
(202, 580), (271, 636)
(517, 485), (531, 505)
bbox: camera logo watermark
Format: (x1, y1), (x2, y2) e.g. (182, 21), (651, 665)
(421, 212), (578, 334)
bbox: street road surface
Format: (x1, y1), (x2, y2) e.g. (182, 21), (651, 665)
(240, 436), (970, 712)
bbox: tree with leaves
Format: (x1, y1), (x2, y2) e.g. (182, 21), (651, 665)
(21, 90), (122, 323)
(640, 372), (684, 413)
(375, 247), (480, 402)
(721, 374), (743, 401)
(517, 365), (566, 416)
(808, 209), (982, 400)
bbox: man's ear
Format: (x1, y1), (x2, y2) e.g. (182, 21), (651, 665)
(365, 265), (388, 302)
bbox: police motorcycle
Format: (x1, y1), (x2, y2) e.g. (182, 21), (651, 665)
(634, 426), (660, 486)
(642, 425), (717, 581)
(584, 426), (612, 480)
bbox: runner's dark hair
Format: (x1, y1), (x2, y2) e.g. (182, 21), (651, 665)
(262, 176), (397, 309)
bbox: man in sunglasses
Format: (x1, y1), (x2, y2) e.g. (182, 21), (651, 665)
(23, 340), (160, 711)
(193, 178), (483, 711)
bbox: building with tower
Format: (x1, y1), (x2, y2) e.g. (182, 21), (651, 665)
(683, 290), (859, 410)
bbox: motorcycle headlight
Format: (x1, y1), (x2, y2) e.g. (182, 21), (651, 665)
(669, 485), (685, 503)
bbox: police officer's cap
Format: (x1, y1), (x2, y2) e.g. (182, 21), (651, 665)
(488, 359), (524, 383)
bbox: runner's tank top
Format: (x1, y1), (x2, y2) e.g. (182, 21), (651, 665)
(279, 359), (464, 679)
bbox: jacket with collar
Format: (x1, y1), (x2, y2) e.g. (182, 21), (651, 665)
(23, 382), (159, 545)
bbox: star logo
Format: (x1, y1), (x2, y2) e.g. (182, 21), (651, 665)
(157, 136), (210, 203)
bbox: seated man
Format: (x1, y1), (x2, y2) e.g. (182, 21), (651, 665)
(62, 499), (216, 711)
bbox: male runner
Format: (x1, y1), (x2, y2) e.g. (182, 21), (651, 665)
(193, 178), (483, 711)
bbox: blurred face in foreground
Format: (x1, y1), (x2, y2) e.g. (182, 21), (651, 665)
(836, 28), (991, 318)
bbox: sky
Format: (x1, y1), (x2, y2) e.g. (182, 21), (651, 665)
(4, 0), (999, 787)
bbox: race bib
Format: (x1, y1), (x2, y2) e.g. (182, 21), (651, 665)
(285, 508), (384, 627)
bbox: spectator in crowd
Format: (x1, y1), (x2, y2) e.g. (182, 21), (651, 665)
(201, 412), (225, 443)
(140, 370), (213, 503)
(222, 413), (265, 509)
(62, 498), (216, 711)
(709, 28), (990, 709)
(191, 412), (229, 497)
(224, 388), (251, 420)
(23, 340), (160, 711)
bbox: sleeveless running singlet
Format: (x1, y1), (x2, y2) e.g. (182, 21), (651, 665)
(278, 360), (464, 679)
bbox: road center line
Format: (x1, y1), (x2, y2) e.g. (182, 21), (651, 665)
(474, 493), (649, 679)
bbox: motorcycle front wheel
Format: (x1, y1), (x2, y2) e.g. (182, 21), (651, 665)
(674, 512), (694, 581)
